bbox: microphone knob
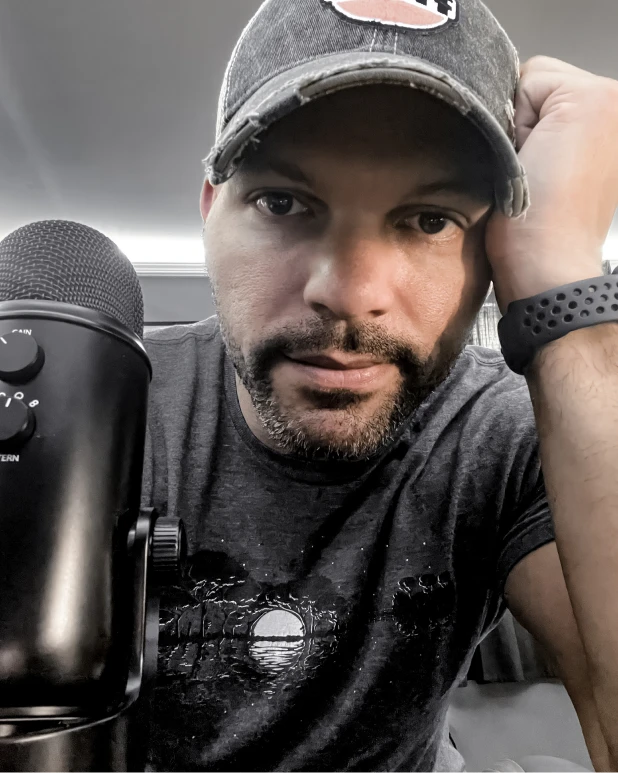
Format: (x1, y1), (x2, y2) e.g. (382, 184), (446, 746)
(0, 397), (35, 449)
(0, 333), (44, 384)
(151, 517), (187, 580)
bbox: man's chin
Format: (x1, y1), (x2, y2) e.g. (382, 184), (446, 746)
(256, 400), (409, 461)
(268, 425), (382, 461)
(289, 410), (372, 444)
(240, 345), (462, 460)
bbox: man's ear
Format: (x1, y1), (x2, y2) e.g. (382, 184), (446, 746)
(200, 178), (217, 221)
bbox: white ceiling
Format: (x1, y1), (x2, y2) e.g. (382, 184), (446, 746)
(0, 0), (616, 267)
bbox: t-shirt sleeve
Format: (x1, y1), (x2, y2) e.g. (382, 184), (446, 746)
(496, 475), (555, 596)
(482, 459), (556, 638)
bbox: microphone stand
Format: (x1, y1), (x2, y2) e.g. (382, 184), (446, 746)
(0, 509), (184, 772)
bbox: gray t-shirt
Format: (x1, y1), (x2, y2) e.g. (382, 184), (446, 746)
(141, 316), (555, 772)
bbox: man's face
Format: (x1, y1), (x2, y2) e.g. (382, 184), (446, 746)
(202, 86), (494, 461)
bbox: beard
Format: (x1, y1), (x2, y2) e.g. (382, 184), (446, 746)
(215, 306), (470, 463)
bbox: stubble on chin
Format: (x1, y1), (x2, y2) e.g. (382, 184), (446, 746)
(214, 297), (468, 461)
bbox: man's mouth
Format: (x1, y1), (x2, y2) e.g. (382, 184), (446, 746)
(281, 353), (393, 390)
(286, 353), (386, 369)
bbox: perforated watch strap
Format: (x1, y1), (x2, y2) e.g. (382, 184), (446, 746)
(497, 275), (618, 375)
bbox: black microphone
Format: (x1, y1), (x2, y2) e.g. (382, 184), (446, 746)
(0, 220), (167, 770)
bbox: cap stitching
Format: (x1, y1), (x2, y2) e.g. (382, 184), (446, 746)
(393, 31), (399, 55)
(369, 28), (378, 53)
(223, 12), (261, 124)
(209, 60), (443, 182)
(503, 178), (515, 218)
(226, 58), (473, 139)
(218, 0), (270, 137)
(210, 63), (475, 170)
(504, 98), (516, 142)
(490, 11), (520, 73)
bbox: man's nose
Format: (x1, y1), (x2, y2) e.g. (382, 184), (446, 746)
(303, 232), (398, 321)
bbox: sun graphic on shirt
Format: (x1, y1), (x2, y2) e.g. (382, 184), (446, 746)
(249, 609), (307, 674)
(252, 609), (306, 639)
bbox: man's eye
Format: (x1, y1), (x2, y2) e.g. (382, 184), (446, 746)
(418, 213), (450, 234)
(401, 212), (459, 236)
(255, 193), (308, 217)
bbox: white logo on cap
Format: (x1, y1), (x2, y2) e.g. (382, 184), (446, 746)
(324, 0), (458, 30)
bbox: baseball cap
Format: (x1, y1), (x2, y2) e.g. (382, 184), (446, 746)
(204, 0), (528, 218)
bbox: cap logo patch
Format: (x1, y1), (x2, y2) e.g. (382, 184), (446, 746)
(323, 0), (458, 30)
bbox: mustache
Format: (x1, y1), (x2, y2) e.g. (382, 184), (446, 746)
(246, 320), (430, 381)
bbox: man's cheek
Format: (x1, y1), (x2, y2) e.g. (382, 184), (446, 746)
(210, 249), (270, 309)
(220, 280), (282, 351)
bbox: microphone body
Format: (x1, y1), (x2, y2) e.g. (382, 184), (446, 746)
(0, 301), (151, 715)
(0, 220), (185, 771)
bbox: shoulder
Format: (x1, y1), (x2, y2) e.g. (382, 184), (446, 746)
(143, 315), (225, 398)
(434, 345), (537, 450)
(459, 344), (520, 384)
(457, 345), (531, 408)
(144, 316), (220, 368)
(144, 315), (219, 348)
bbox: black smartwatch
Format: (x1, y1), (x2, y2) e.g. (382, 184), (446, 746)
(497, 275), (618, 375)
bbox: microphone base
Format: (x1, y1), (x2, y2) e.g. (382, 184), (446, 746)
(0, 701), (149, 772)
(0, 509), (171, 772)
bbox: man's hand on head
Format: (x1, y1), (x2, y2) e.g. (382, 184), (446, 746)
(492, 60), (618, 773)
(485, 56), (618, 313)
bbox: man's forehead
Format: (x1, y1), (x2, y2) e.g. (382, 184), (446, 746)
(238, 103), (494, 198)
(239, 150), (493, 205)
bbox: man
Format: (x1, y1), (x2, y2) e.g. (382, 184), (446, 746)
(141, 0), (618, 770)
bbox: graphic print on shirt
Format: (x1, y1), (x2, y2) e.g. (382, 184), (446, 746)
(156, 549), (344, 706)
(151, 546), (461, 770)
(392, 571), (455, 636)
(156, 549), (457, 695)
(322, 0), (459, 30)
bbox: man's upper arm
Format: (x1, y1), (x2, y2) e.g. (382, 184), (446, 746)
(505, 542), (609, 771)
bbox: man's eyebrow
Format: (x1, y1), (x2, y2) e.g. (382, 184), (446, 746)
(241, 156), (312, 185)
(408, 178), (494, 203)
(241, 157), (493, 203)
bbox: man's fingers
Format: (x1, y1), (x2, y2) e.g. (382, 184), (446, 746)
(514, 72), (562, 149)
(520, 55), (588, 78)
(514, 57), (592, 149)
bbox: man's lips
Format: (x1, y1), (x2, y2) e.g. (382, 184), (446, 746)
(281, 353), (392, 390)
(285, 353), (385, 370)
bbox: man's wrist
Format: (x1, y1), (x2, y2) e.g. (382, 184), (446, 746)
(497, 272), (618, 376)
(526, 322), (618, 384)
(491, 251), (603, 312)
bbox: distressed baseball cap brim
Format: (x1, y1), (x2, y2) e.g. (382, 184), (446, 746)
(205, 0), (529, 218)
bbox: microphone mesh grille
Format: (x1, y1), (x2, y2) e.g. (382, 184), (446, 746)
(0, 220), (144, 337)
